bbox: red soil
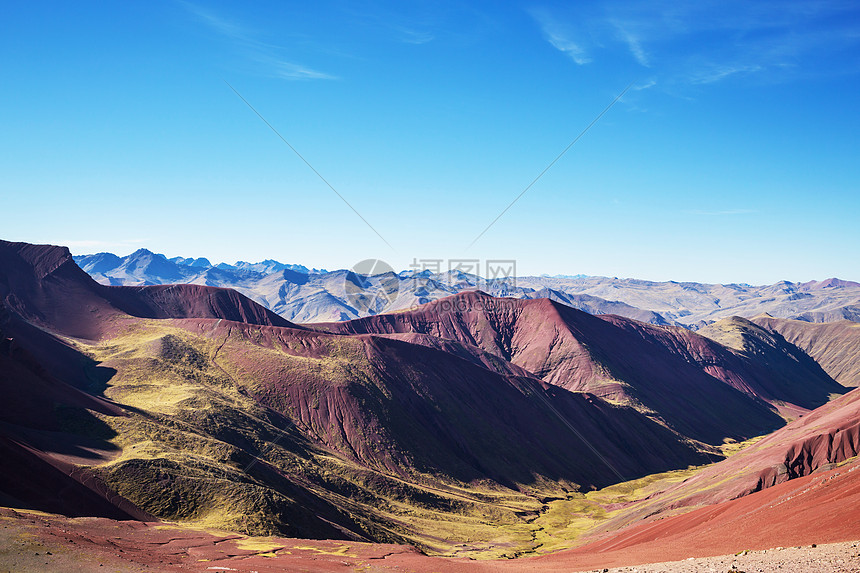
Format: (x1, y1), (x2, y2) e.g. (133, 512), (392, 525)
(0, 240), (123, 338)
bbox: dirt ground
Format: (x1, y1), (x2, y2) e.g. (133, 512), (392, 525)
(577, 542), (860, 573)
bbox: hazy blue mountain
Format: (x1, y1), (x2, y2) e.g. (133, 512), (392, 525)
(73, 250), (860, 327)
(74, 250), (320, 285)
(169, 256), (213, 268)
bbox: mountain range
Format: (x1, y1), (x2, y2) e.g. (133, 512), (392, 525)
(75, 249), (860, 327)
(2, 239), (860, 569)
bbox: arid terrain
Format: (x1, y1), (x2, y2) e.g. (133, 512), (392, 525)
(2, 240), (859, 572)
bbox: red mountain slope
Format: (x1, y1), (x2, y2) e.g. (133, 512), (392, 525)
(322, 291), (794, 445)
(100, 283), (294, 327)
(516, 458), (860, 572)
(172, 317), (712, 489)
(566, 386), (860, 540)
(1, 241), (858, 568)
(0, 310), (149, 520)
(0, 240), (123, 338)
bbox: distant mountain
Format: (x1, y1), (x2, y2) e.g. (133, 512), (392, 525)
(751, 315), (860, 387)
(73, 250), (860, 328)
(521, 288), (671, 325)
(76, 249), (190, 285)
(232, 259), (314, 274)
(540, 273), (590, 279)
(169, 256), (212, 268)
(514, 275), (860, 328)
(73, 249), (321, 286)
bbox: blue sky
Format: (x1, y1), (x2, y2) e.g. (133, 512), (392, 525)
(2, 1), (858, 283)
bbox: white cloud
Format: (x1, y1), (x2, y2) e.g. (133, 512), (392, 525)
(546, 32), (591, 65)
(182, 2), (248, 42)
(60, 240), (108, 248)
(633, 78), (657, 90)
(613, 23), (649, 66)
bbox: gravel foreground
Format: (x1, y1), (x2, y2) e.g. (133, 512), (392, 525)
(577, 541), (860, 573)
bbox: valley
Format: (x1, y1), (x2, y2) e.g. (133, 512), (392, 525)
(2, 240), (859, 571)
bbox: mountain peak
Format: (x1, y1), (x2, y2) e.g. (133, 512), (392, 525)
(127, 248), (169, 261)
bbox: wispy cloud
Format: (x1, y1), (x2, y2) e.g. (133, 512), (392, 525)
(614, 23), (649, 66)
(530, 1), (860, 87)
(272, 63), (336, 81)
(546, 32), (591, 65)
(183, 2), (247, 41)
(633, 78), (657, 90)
(180, 2), (336, 81)
(531, 10), (591, 65)
(334, 3), (451, 47)
(395, 26), (435, 45)
(61, 240), (112, 248)
(688, 64), (763, 85)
